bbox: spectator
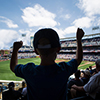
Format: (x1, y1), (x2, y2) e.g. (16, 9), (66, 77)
(89, 66), (94, 75)
(72, 59), (100, 100)
(67, 70), (84, 99)
(2, 82), (21, 100)
(18, 81), (26, 93)
(81, 70), (91, 85)
(10, 28), (84, 100)
(67, 70), (83, 89)
(86, 68), (89, 70)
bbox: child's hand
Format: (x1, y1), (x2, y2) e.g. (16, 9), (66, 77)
(76, 28), (85, 41)
(13, 41), (23, 51)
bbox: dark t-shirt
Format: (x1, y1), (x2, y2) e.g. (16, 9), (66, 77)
(81, 77), (90, 85)
(2, 89), (21, 100)
(89, 70), (94, 75)
(67, 79), (83, 89)
(14, 59), (78, 100)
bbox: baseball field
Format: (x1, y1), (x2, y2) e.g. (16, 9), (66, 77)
(0, 58), (95, 81)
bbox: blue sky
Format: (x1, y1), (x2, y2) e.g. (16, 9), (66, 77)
(0, 0), (100, 49)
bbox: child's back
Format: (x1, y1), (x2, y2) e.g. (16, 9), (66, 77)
(10, 28), (84, 100)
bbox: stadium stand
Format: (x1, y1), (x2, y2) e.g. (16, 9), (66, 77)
(59, 34), (100, 62)
(9, 45), (37, 59)
(0, 33), (100, 62)
(1, 33), (100, 100)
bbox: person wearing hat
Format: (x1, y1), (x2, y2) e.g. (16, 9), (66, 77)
(10, 28), (84, 100)
(72, 59), (100, 99)
(2, 82), (21, 100)
(81, 70), (91, 85)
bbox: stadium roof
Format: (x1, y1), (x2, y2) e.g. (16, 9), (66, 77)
(60, 32), (100, 40)
(10, 45), (33, 49)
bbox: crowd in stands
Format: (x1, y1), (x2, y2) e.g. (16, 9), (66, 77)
(0, 56), (9, 61)
(57, 54), (100, 61)
(61, 37), (100, 47)
(10, 45), (34, 53)
(0, 53), (37, 61)
(0, 52), (99, 62)
(18, 53), (37, 59)
(60, 47), (100, 53)
(2, 81), (27, 100)
(67, 65), (98, 100)
(1, 35), (100, 62)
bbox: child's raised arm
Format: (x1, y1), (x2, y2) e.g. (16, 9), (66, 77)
(76, 28), (85, 65)
(10, 41), (23, 72)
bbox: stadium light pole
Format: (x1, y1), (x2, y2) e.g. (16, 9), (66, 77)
(92, 26), (100, 34)
(30, 36), (34, 47)
(21, 34), (26, 45)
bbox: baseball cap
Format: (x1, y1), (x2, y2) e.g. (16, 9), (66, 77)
(33, 28), (61, 49)
(83, 70), (90, 76)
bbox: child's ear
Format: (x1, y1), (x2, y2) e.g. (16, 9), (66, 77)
(34, 49), (39, 55)
(57, 47), (61, 53)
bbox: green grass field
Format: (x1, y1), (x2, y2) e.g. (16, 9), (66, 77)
(0, 58), (95, 81)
